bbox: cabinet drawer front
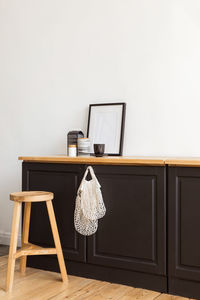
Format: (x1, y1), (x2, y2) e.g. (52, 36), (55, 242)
(22, 162), (86, 262)
(168, 167), (200, 282)
(88, 165), (166, 275)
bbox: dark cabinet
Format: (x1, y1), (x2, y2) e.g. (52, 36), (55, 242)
(22, 162), (86, 262)
(168, 167), (200, 299)
(21, 161), (200, 298)
(22, 162), (167, 292)
(88, 165), (166, 276)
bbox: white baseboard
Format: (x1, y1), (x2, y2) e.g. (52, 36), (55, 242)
(0, 231), (21, 246)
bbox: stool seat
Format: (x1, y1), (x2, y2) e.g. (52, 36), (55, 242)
(10, 191), (54, 202)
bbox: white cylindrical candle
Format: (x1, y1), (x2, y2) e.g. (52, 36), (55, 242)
(68, 145), (77, 157)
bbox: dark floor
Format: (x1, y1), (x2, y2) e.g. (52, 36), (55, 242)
(0, 244), (9, 256)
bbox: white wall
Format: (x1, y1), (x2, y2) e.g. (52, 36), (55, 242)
(1, 0), (200, 243)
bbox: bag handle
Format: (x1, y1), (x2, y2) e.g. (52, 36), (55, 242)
(82, 166), (89, 181)
(77, 166), (101, 196)
(88, 166), (101, 187)
(77, 166), (91, 194)
(80, 166), (101, 188)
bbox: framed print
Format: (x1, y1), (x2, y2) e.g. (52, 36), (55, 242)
(87, 102), (126, 156)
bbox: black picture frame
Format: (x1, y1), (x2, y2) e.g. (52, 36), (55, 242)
(87, 102), (126, 156)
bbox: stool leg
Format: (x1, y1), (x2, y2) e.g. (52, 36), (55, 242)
(20, 202), (31, 274)
(6, 201), (22, 292)
(46, 200), (68, 282)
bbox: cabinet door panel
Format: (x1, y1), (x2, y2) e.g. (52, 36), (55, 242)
(168, 167), (200, 282)
(88, 165), (166, 275)
(22, 162), (86, 262)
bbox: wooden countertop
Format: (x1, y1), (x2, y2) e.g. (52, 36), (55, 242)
(18, 156), (200, 167)
(165, 158), (200, 167)
(18, 156), (166, 166)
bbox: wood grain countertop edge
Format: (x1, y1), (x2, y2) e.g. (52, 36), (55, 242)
(165, 159), (200, 167)
(18, 156), (166, 166)
(18, 156), (200, 167)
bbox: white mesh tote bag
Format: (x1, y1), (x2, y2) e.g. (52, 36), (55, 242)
(74, 166), (106, 236)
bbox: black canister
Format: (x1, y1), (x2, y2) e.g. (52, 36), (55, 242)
(67, 130), (84, 155)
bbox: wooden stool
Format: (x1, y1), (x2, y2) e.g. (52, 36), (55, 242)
(6, 191), (68, 292)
